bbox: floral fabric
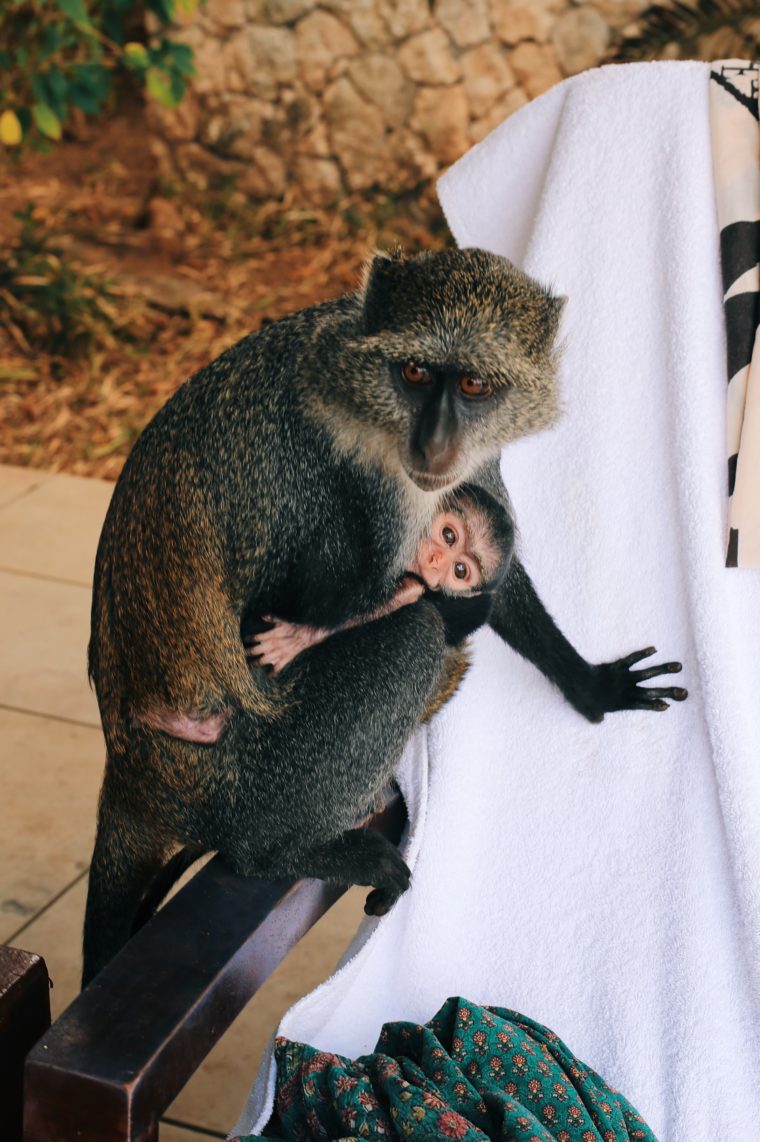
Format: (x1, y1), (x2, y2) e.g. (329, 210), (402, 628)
(236, 996), (658, 1141)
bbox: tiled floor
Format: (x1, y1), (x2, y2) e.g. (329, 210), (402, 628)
(0, 463), (367, 1140)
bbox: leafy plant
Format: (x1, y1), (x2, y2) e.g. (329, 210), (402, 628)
(0, 0), (197, 150)
(0, 206), (119, 353)
(614, 0), (760, 61)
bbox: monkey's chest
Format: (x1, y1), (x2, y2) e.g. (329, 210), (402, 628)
(274, 472), (409, 628)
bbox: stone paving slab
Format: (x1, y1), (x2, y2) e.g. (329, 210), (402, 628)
(0, 462), (365, 1138)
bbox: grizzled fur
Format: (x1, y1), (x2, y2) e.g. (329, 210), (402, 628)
(84, 247), (685, 986)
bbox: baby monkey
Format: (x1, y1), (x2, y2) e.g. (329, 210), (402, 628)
(248, 489), (513, 676)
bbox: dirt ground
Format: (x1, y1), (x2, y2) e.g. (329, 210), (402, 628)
(0, 97), (449, 480)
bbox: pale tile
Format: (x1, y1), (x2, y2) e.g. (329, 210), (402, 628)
(167, 887), (367, 1135)
(0, 464), (50, 511)
(161, 1124), (224, 1142)
(0, 709), (103, 942)
(0, 470), (113, 585)
(9, 876), (86, 1020)
(0, 569), (98, 725)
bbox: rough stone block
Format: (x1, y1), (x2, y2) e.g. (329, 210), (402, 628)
(399, 28), (462, 85)
(461, 42), (515, 117)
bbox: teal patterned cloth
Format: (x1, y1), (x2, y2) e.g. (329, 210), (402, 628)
(237, 996), (658, 1141)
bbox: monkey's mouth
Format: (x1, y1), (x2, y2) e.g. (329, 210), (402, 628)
(406, 468), (459, 491)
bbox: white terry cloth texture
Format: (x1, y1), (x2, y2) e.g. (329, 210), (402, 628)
(233, 61), (760, 1141)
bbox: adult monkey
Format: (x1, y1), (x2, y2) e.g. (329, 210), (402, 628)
(83, 249), (685, 984)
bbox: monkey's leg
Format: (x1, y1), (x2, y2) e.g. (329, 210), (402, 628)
(271, 827), (413, 917)
(225, 600), (448, 916)
(82, 773), (171, 986)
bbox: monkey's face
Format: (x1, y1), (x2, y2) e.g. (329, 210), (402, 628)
(409, 505), (503, 595)
(394, 358), (505, 490)
(331, 248), (566, 489)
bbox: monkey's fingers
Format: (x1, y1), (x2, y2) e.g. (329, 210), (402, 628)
(631, 660), (682, 682)
(636, 685), (688, 702)
(628, 698), (670, 712)
(618, 646), (657, 668)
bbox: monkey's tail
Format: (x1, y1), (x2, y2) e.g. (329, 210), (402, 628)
(131, 845), (209, 935)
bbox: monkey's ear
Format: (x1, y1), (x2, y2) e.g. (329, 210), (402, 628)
(547, 293), (568, 339)
(359, 247), (405, 294)
(360, 249), (407, 334)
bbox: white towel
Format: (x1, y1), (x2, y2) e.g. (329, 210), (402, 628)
(234, 61), (760, 1141)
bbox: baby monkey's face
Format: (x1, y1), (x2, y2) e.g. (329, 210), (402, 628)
(409, 506), (500, 595)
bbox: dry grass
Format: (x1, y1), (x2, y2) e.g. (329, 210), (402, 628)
(0, 103), (449, 480)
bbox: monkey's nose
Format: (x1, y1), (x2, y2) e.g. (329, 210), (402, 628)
(417, 441), (457, 475)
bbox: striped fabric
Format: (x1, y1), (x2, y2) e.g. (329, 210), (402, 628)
(709, 60), (760, 568)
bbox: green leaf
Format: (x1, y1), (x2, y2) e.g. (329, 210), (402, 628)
(70, 63), (110, 113)
(39, 24), (62, 59)
(47, 66), (69, 105)
(145, 0), (175, 23)
(146, 67), (179, 107)
(57, 0), (88, 21)
(101, 9), (125, 43)
(32, 102), (62, 140)
(170, 71), (185, 102)
(0, 51), (11, 69)
(163, 41), (195, 76)
(123, 42), (149, 70)
(31, 74), (47, 104)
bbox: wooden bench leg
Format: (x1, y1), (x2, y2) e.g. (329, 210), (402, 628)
(0, 947), (52, 1142)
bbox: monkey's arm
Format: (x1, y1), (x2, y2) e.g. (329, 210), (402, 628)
(489, 557), (687, 722)
(247, 578), (426, 674)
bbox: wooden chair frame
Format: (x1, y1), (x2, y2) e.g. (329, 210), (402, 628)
(8, 795), (406, 1142)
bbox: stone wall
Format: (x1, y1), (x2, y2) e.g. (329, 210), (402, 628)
(149, 0), (652, 203)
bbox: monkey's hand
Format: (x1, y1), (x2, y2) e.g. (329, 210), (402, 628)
(575, 647), (688, 723)
(246, 617), (330, 675)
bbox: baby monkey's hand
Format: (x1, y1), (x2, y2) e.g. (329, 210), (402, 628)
(246, 617), (329, 675)
(246, 578), (425, 675)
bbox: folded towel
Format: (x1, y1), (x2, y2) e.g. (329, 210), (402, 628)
(233, 61), (760, 1142)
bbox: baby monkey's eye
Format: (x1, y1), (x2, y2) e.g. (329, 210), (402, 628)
(402, 360), (432, 386)
(454, 561), (468, 580)
(459, 375), (493, 398)
(442, 525), (457, 546)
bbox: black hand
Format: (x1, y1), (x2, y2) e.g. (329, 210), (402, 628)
(572, 646), (688, 723)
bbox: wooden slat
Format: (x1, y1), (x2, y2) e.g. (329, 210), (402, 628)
(23, 793), (406, 1142)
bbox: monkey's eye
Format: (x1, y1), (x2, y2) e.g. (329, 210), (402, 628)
(442, 525), (457, 546)
(459, 375), (493, 398)
(402, 360), (432, 386)
(454, 561), (468, 580)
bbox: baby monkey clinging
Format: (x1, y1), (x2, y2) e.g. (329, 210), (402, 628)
(248, 487), (513, 677)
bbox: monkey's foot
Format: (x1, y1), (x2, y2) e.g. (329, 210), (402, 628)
(577, 647), (688, 722)
(363, 848), (412, 916)
(365, 884), (407, 916)
(134, 704), (231, 744)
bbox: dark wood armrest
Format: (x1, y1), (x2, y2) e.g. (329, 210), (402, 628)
(23, 793), (407, 1142)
